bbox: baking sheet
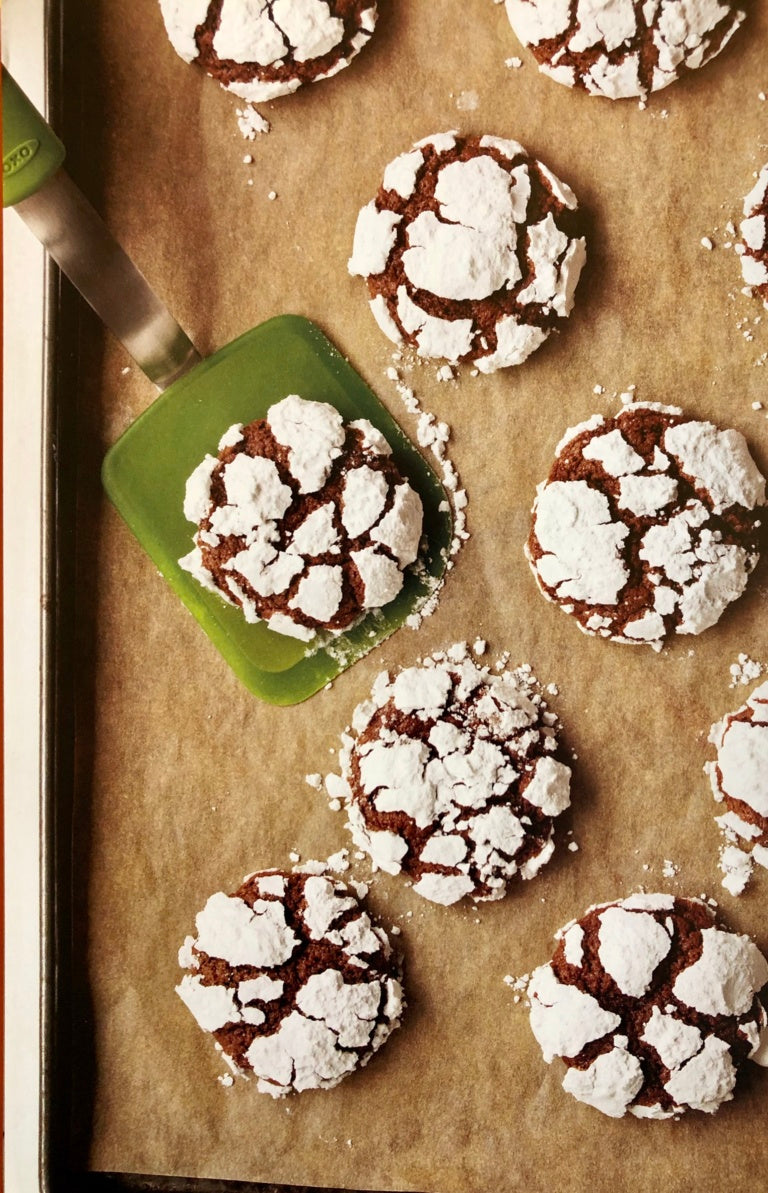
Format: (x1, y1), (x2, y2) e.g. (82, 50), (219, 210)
(57, 0), (768, 1189)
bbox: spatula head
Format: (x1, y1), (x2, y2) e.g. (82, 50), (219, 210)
(102, 315), (452, 705)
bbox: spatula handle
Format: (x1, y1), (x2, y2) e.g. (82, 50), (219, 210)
(2, 67), (66, 208)
(2, 65), (201, 390)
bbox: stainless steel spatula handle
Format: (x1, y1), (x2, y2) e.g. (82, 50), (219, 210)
(3, 66), (201, 390)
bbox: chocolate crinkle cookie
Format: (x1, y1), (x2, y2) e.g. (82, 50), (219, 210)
(505, 0), (745, 101)
(327, 643), (572, 906)
(528, 893), (768, 1119)
(158, 0), (377, 102)
(738, 164), (768, 306)
(706, 681), (768, 893)
(179, 395), (423, 642)
(526, 403), (766, 650)
(348, 132), (586, 373)
(177, 869), (404, 1096)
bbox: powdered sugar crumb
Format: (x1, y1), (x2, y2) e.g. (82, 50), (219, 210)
(236, 105), (271, 140)
(326, 849), (351, 874)
(386, 366), (468, 627)
(503, 972), (530, 1007)
(719, 844), (754, 896)
(728, 653), (764, 688)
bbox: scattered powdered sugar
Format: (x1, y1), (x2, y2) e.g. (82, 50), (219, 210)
(503, 972), (531, 1004)
(718, 843), (754, 896)
(729, 653), (765, 688)
(236, 105), (271, 139)
(526, 894), (768, 1118)
(379, 359), (468, 629)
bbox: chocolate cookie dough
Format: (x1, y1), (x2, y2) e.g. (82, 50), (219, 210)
(328, 643), (572, 905)
(179, 395), (424, 641)
(177, 869), (404, 1096)
(158, 0), (377, 102)
(528, 893), (768, 1118)
(739, 164), (768, 305)
(505, 0), (745, 100)
(348, 132), (586, 372)
(526, 403), (765, 649)
(707, 681), (768, 888)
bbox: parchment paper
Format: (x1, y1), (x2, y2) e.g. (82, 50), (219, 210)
(61, 0), (768, 1189)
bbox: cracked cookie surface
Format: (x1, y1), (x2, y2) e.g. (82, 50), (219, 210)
(505, 0), (745, 100)
(159, 0), (377, 101)
(329, 643), (572, 905)
(526, 402), (765, 650)
(348, 132), (586, 372)
(178, 395), (423, 642)
(177, 869), (404, 1096)
(739, 164), (768, 306)
(707, 681), (768, 884)
(528, 893), (768, 1118)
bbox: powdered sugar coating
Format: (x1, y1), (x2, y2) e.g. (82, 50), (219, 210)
(526, 404), (765, 649)
(158, 0), (378, 102)
(739, 164), (768, 305)
(597, 906), (672, 996)
(176, 870), (404, 1096)
(178, 396), (423, 640)
(330, 643), (572, 904)
(505, 0), (745, 101)
(348, 133), (586, 372)
(707, 681), (768, 891)
(527, 894), (768, 1119)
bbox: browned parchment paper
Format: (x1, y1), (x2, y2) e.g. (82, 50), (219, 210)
(60, 0), (768, 1189)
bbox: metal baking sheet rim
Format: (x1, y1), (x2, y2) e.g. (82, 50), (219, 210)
(34, 3), (391, 1190)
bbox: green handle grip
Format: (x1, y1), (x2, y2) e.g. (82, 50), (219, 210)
(2, 67), (65, 207)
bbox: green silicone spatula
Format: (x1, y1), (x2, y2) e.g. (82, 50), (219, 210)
(3, 67), (452, 705)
